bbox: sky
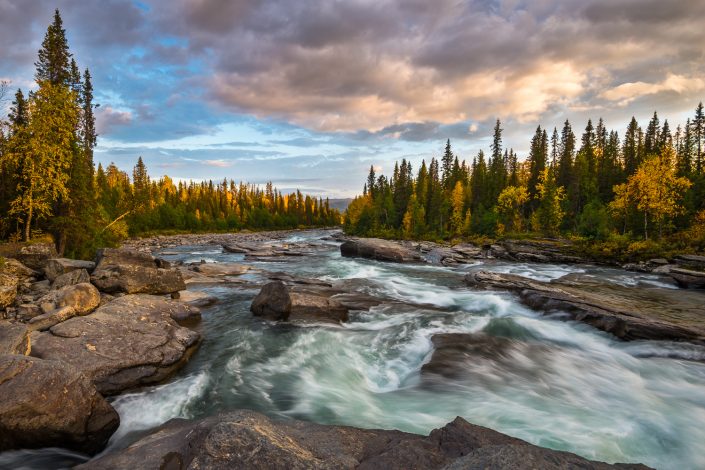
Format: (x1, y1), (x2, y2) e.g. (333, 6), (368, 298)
(1, 0), (704, 198)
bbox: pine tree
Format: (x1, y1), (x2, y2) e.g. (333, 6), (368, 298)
(527, 126), (548, 207)
(693, 102), (704, 173)
(644, 111), (660, 157)
(557, 120), (575, 191)
(35, 9), (72, 86)
(441, 139), (453, 189)
(623, 117), (640, 175)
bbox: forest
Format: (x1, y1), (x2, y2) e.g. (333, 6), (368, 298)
(0, 11), (340, 259)
(344, 107), (705, 258)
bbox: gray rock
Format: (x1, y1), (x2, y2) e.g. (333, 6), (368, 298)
(465, 271), (705, 343)
(91, 248), (185, 295)
(178, 290), (218, 308)
(193, 262), (250, 276)
(1, 258), (38, 280)
(12, 243), (57, 271)
(0, 354), (119, 454)
(43, 258), (95, 282)
(30, 294), (200, 395)
(674, 254), (705, 270)
(15, 303), (42, 322)
(251, 281), (348, 324)
(75, 410), (647, 470)
(340, 238), (422, 263)
(669, 267), (705, 289)
(0, 322), (30, 355)
(51, 268), (90, 290)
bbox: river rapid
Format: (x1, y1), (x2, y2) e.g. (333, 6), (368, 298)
(2, 229), (705, 470)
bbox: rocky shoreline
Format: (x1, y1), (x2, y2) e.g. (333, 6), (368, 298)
(2, 228), (701, 467)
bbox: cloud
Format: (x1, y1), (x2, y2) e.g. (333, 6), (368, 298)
(96, 106), (133, 135)
(203, 159), (233, 168)
(600, 74), (705, 106)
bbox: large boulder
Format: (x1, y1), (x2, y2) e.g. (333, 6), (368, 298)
(251, 281), (348, 324)
(29, 294), (201, 395)
(36, 282), (101, 316)
(0, 322), (30, 355)
(76, 410), (648, 470)
(465, 271), (705, 343)
(340, 238), (421, 263)
(0, 354), (119, 454)
(91, 248), (185, 295)
(12, 243), (57, 271)
(52, 268), (90, 290)
(43, 258), (95, 282)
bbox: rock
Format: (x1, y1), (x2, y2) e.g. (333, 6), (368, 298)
(465, 271), (705, 343)
(52, 268), (90, 290)
(43, 258), (95, 282)
(0, 275), (17, 309)
(28, 306), (78, 332)
(91, 248), (185, 295)
(192, 262), (250, 276)
(76, 410), (647, 470)
(29, 294), (201, 395)
(267, 272), (333, 287)
(251, 281), (348, 324)
(0, 322), (30, 355)
(12, 243), (57, 271)
(669, 267), (705, 289)
(16, 303), (42, 322)
(222, 243), (252, 253)
(250, 281), (292, 321)
(36, 282), (101, 316)
(340, 238), (422, 263)
(178, 290), (218, 308)
(1, 258), (38, 280)
(673, 254), (705, 270)
(0, 354), (119, 454)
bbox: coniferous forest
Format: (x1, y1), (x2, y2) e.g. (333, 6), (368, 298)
(345, 108), (705, 258)
(0, 11), (340, 259)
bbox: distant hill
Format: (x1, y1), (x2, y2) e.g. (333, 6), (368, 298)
(327, 198), (354, 212)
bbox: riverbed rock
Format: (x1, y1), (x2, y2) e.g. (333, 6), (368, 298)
(0, 322), (30, 355)
(51, 268), (90, 290)
(251, 281), (348, 324)
(673, 254), (705, 270)
(340, 238), (422, 263)
(75, 410), (648, 470)
(12, 243), (57, 271)
(0, 274), (17, 309)
(91, 248), (185, 295)
(668, 267), (705, 289)
(29, 294), (201, 395)
(1, 258), (38, 280)
(0, 354), (119, 454)
(465, 271), (705, 343)
(28, 306), (78, 332)
(193, 262), (250, 276)
(178, 290), (218, 308)
(43, 258), (95, 282)
(36, 282), (101, 316)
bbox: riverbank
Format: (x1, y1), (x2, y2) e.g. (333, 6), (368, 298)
(2, 228), (704, 468)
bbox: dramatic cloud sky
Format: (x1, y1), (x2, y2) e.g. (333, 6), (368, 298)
(1, 0), (704, 197)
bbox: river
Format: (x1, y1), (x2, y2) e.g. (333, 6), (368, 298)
(2, 229), (705, 470)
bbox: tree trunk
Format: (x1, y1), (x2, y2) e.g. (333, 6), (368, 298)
(24, 202), (32, 242)
(644, 211), (648, 240)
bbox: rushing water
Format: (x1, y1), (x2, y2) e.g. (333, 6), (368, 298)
(2, 230), (705, 470)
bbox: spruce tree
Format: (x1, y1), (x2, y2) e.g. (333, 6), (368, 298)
(693, 102), (704, 173)
(35, 9), (72, 86)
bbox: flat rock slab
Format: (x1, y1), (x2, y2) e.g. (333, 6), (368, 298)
(0, 354), (119, 454)
(76, 410), (649, 470)
(340, 238), (422, 263)
(29, 295), (201, 395)
(91, 248), (185, 295)
(669, 267), (705, 289)
(192, 262), (250, 276)
(465, 271), (705, 344)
